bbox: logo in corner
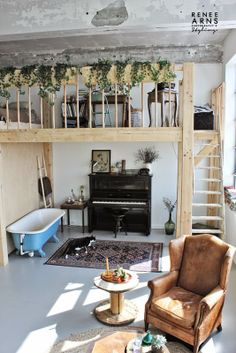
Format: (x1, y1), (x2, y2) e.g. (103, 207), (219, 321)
(192, 11), (218, 34)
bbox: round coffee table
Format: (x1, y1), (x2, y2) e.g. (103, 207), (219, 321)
(94, 270), (139, 326)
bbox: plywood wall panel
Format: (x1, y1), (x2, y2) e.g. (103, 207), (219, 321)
(1, 143), (44, 256)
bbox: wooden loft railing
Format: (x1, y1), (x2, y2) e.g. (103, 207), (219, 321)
(0, 63), (184, 139)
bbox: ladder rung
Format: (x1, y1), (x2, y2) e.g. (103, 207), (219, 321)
(192, 216), (223, 221)
(194, 190), (221, 195)
(195, 155), (220, 158)
(195, 166), (221, 170)
(192, 229), (222, 234)
(192, 203), (223, 208)
(195, 178), (221, 182)
(195, 143), (220, 147)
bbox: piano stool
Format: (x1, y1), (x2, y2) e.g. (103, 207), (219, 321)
(105, 208), (129, 238)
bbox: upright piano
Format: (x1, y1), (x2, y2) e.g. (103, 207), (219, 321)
(88, 171), (152, 235)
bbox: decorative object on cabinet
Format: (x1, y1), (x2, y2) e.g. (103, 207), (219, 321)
(79, 185), (85, 202)
(91, 149), (111, 173)
(163, 197), (176, 235)
(135, 146), (160, 174)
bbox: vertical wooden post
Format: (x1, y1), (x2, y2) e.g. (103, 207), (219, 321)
(155, 83), (158, 127)
(89, 88), (92, 128)
(141, 82), (144, 127)
(17, 89), (20, 129)
(102, 89), (105, 128)
(128, 84), (131, 127)
(176, 141), (183, 238)
(0, 144), (8, 266)
(40, 97), (43, 128)
(115, 83), (118, 128)
(43, 143), (54, 204)
(28, 86), (32, 128)
(63, 84), (67, 128)
(76, 73), (80, 128)
(6, 99), (9, 129)
(180, 63), (194, 235)
(52, 93), (55, 129)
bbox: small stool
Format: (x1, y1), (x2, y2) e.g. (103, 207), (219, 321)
(112, 208), (129, 238)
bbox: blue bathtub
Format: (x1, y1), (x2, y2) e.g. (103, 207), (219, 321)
(6, 208), (65, 257)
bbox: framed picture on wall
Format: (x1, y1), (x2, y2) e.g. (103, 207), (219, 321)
(91, 150), (111, 173)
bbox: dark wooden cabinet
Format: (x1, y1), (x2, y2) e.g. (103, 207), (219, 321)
(88, 171), (152, 235)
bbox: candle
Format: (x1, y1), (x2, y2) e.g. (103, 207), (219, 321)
(106, 257), (109, 274)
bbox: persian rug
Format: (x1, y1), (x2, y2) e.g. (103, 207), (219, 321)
(50, 326), (196, 353)
(45, 239), (163, 272)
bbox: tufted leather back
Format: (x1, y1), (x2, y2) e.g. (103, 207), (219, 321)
(177, 234), (231, 296)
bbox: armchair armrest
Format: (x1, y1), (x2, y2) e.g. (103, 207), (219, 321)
(148, 271), (178, 298)
(195, 285), (224, 329)
(201, 286), (224, 311)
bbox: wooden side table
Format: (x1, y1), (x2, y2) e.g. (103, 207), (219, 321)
(93, 270), (139, 326)
(60, 200), (88, 233)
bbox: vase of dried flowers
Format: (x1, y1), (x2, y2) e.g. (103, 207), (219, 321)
(163, 197), (176, 235)
(135, 146), (160, 174)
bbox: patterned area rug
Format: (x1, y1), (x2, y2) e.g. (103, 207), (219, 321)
(45, 239), (163, 272)
(50, 326), (195, 353)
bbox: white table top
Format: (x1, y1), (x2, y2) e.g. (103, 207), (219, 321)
(94, 270), (139, 293)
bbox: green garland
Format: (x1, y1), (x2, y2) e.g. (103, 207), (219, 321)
(0, 59), (176, 99)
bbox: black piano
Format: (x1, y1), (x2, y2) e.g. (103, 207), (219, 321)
(88, 171), (152, 235)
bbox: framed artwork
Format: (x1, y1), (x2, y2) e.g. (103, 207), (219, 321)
(91, 150), (111, 173)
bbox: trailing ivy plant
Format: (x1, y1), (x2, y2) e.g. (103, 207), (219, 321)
(86, 59), (112, 90)
(0, 59), (176, 100)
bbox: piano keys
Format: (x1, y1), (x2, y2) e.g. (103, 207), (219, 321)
(88, 171), (152, 235)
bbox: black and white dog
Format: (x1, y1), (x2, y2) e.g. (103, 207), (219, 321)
(64, 235), (96, 258)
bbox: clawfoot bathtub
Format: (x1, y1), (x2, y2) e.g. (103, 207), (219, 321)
(7, 208), (65, 257)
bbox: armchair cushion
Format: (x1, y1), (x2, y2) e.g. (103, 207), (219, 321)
(150, 286), (203, 329)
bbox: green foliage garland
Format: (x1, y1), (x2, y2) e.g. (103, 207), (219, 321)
(0, 59), (176, 99)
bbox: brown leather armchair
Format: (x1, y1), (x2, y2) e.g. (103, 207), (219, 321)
(145, 234), (235, 353)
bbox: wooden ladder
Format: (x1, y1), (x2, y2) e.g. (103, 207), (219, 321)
(37, 155), (53, 208)
(192, 83), (225, 238)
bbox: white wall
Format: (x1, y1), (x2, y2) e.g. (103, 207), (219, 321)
(194, 64), (223, 106)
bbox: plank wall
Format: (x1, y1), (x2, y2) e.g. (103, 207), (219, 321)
(0, 143), (44, 262)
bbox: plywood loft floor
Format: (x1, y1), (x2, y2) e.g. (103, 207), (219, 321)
(0, 227), (235, 353)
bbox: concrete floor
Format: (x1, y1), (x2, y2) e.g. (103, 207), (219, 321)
(0, 227), (235, 353)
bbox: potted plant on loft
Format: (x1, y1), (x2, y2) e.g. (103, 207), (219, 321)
(135, 146), (160, 174)
(163, 197), (176, 235)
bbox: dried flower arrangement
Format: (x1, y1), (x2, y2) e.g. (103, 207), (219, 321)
(135, 146), (160, 164)
(163, 197), (177, 213)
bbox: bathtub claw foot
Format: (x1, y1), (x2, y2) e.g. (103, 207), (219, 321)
(38, 249), (46, 257)
(51, 234), (59, 243)
(28, 252), (34, 257)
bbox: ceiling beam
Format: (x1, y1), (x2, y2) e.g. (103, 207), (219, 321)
(0, 44), (223, 67)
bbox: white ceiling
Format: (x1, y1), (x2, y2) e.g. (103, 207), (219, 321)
(0, 0), (235, 62)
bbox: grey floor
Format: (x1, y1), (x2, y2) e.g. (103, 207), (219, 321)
(0, 227), (235, 353)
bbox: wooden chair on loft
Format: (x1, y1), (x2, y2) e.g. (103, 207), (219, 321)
(91, 90), (112, 127)
(37, 156), (53, 208)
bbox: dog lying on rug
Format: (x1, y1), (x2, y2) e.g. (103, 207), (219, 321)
(64, 235), (96, 258)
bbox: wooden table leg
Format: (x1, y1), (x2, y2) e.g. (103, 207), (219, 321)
(82, 208), (85, 233)
(61, 216), (64, 232)
(110, 292), (124, 314)
(67, 209), (70, 226)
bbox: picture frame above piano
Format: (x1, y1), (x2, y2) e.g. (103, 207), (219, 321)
(91, 149), (111, 173)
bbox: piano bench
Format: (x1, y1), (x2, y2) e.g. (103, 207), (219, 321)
(109, 208), (129, 238)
